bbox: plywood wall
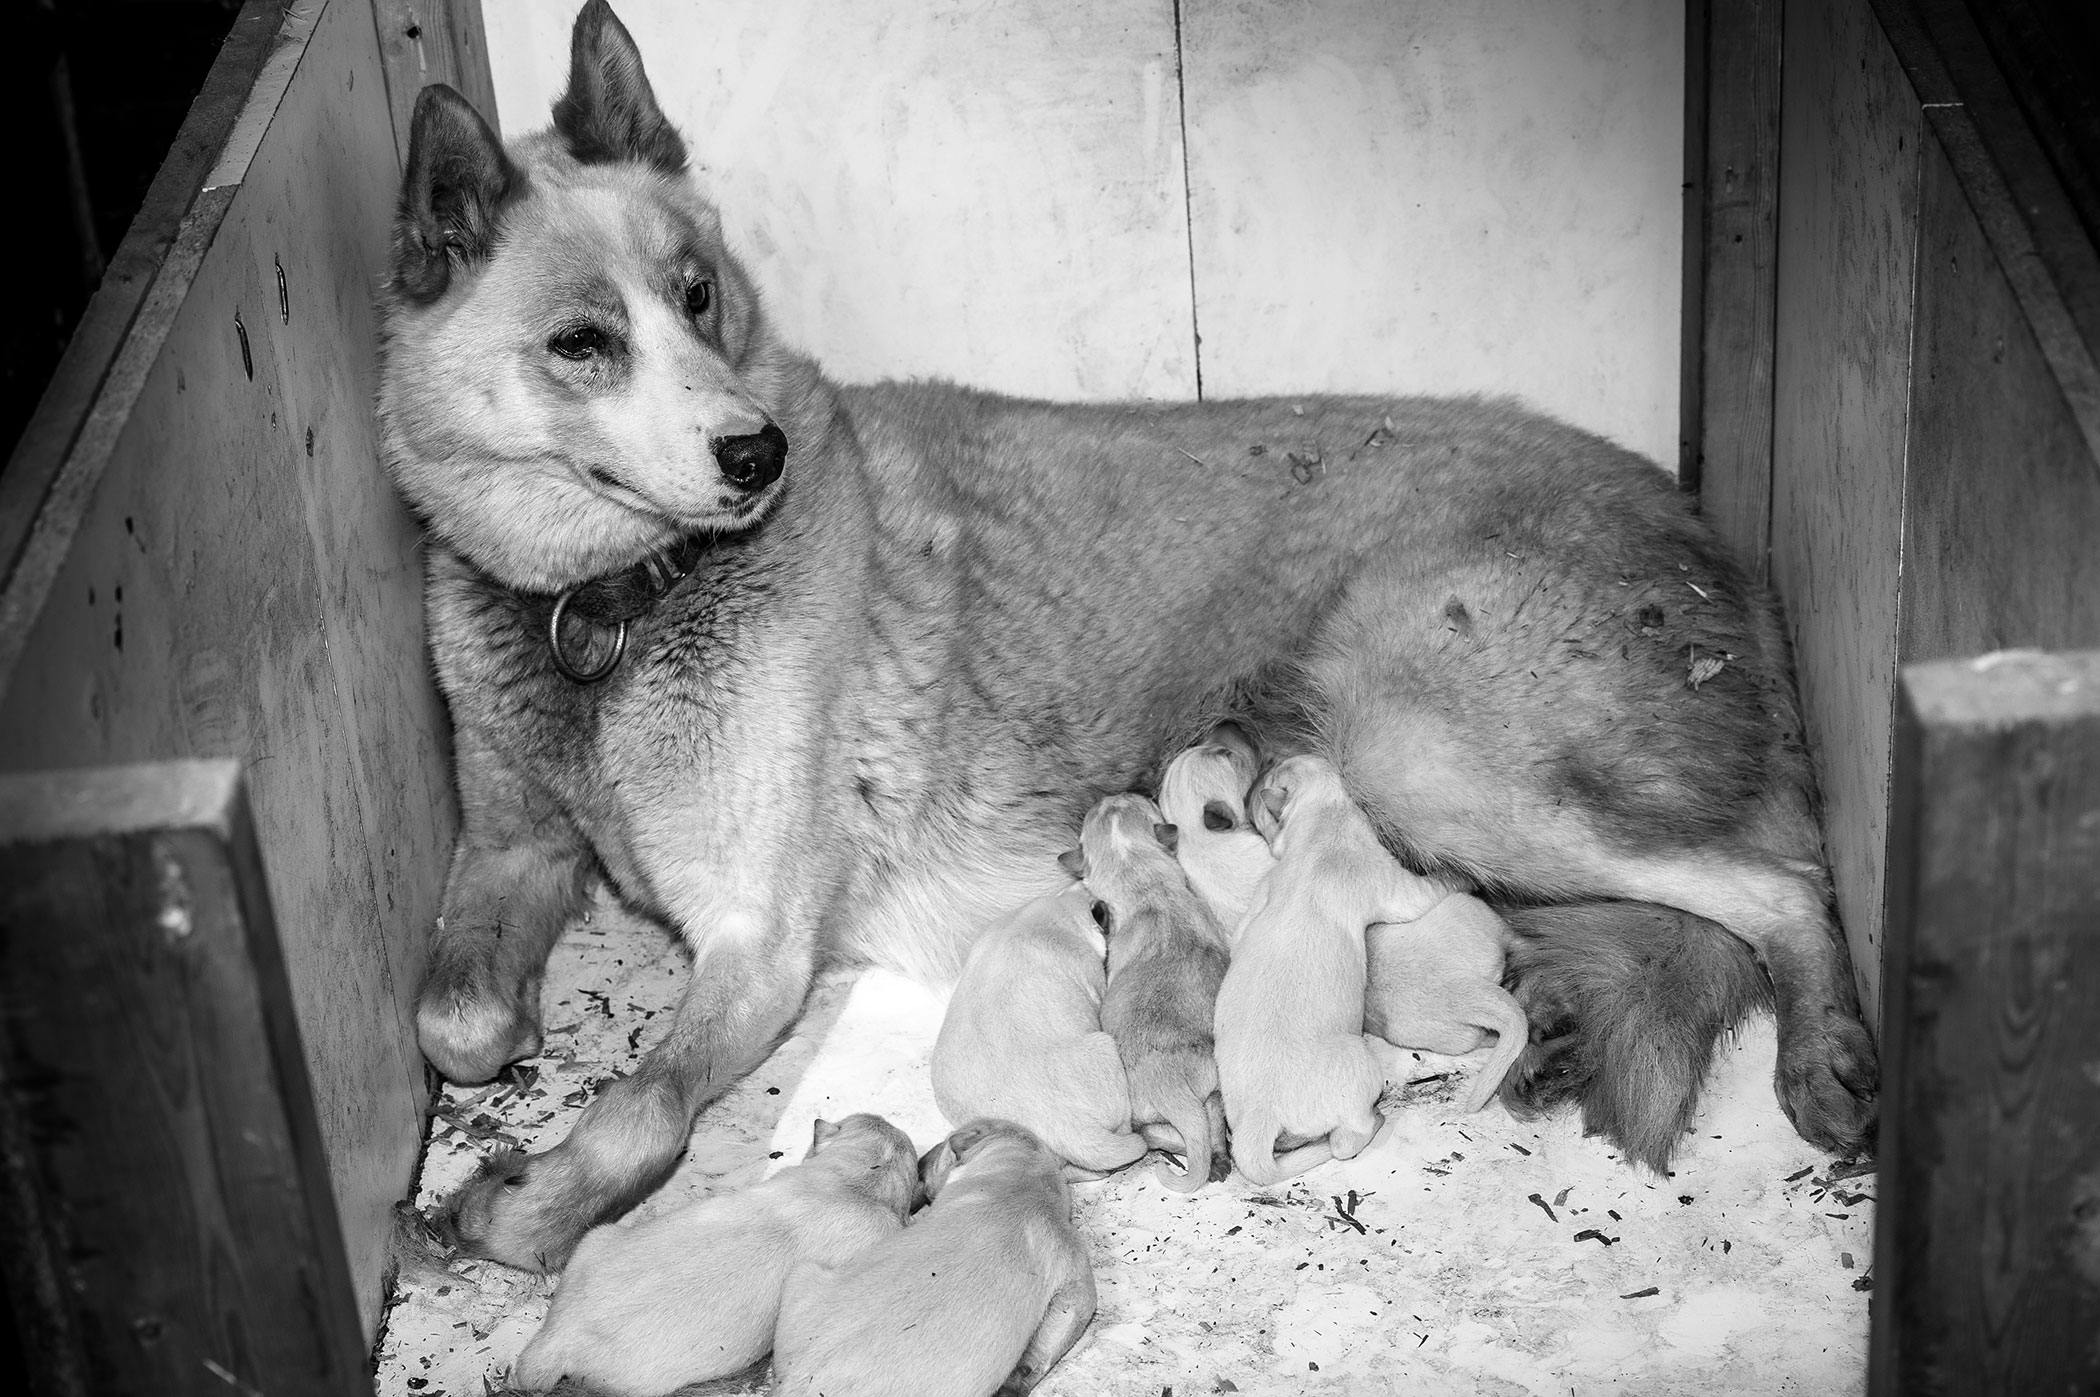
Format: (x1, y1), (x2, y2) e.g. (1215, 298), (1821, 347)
(0, 0), (455, 1335)
(1768, 0), (1925, 1032)
(483, 0), (1685, 465)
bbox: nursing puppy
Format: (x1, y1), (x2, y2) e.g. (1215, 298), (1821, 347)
(1070, 793), (1232, 1191)
(772, 1120), (1096, 1397)
(1364, 892), (1529, 1113)
(506, 1114), (918, 1395)
(931, 882), (1146, 1175)
(379, 0), (1875, 1268)
(1154, 726), (1276, 939)
(1218, 755), (1454, 1183)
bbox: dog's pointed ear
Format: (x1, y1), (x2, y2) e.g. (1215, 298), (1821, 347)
(553, 0), (686, 173)
(1057, 847), (1086, 879)
(809, 1117), (842, 1151)
(1152, 821), (1181, 855)
(393, 84), (517, 302)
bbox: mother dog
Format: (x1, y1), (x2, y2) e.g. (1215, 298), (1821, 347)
(379, 1), (1875, 1270)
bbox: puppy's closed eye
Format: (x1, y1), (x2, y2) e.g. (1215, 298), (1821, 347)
(1201, 800), (1238, 833)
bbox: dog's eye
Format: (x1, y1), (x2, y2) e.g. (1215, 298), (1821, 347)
(549, 325), (608, 360)
(685, 280), (714, 316)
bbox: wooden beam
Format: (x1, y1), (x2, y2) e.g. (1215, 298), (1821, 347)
(1681, 0), (1782, 576)
(1875, 649), (2100, 1394)
(0, 762), (373, 1397)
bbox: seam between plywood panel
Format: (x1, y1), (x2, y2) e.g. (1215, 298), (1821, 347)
(1170, 0), (1203, 400)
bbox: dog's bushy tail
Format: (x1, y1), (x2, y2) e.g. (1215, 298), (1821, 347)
(1498, 900), (1772, 1172)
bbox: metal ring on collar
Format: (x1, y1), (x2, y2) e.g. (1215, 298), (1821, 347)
(547, 588), (628, 684)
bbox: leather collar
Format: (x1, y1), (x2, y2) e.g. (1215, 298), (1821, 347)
(540, 532), (711, 683)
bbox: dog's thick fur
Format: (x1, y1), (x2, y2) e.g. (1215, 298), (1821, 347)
(1072, 794), (1232, 1192)
(930, 883), (1146, 1174)
(1495, 900), (1776, 1170)
(771, 1120), (1096, 1397)
(507, 1114), (918, 1395)
(376, 2), (1875, 1269)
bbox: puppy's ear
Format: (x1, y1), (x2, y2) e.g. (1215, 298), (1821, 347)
(944, 1120), (997, 1159)
(393, 85), (518, 302)
(809, 1117), (842, 1151)
(1057, 847), (1086, 879)
(1250, 784), (1288, 842)
(553, 0), (687, 173)
(1152, 821), (1181, 855)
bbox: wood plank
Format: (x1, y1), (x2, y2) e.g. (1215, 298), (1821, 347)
(0, 761), (373, 1397)
(1178, 0), (1685, 465)
(0, 0), (452, 1337)
(1892, 0), (2100, 367)
(1768, 0), (1924, 1032)
(1898, 125), (2100, 663)
(1874, 649), (2100, 1395)
(1680, 0), (1782, 575)
(369, 0), (499, 163)
(484, 0), (1196, 401)
(0, 0), (285, 603)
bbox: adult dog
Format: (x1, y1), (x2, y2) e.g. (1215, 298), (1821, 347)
(377, 1), (1875, 1270)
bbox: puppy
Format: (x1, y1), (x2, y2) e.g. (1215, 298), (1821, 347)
(1154, 726), (1276, 939)
(1364, 891), (1529, 1112)
(931, 882), (1146, 1174)
(506, 1114), (918, 1395)
(1216, 754), (1452, 1183)
(1069, 793), (1232, 1191)
(772, 1120), (1096, 1397)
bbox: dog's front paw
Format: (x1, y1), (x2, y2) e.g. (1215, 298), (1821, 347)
(439, 1146), (600, 1273)
(417, 983), (542, 1085)
(1774, 1007), (1878, 1157)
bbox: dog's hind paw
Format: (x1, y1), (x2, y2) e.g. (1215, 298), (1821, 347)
(1775, 1008), (1878, 1157)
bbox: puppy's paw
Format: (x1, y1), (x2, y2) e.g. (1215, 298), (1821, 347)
(1774, 1008), (1878, 1157)
(439, 1146), (598, 1273)
(417, 985), (542, 1085)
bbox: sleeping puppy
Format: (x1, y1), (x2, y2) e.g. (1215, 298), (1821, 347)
(506, 1114), (919, 1395)
(1364, 890), (1529, 1112)
(931, 882), (1147, 1175)
(1069, 793), (1232, 1191)
(772, 1119), (1096, 1397)
(1216, 754), (1452, 1183)
(1154, 725), (1276, 940)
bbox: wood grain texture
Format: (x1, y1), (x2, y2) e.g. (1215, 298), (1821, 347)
(1898, 126), (2100, 664)
(1769, 0), (1924, 1032)
(1681, 0), (1781, 574)
(369, 0), (499, 161)
(486, 0), (1198, 401)
(0, 0), (286, 630)
(0, 761), (373, 1397)
(1875, 649), (2100, 1395)
(1177, 0), (1684, 465)
(0, 0), (451, 1337)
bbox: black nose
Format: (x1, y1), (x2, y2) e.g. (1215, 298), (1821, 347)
(713, 422), (787, 492)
